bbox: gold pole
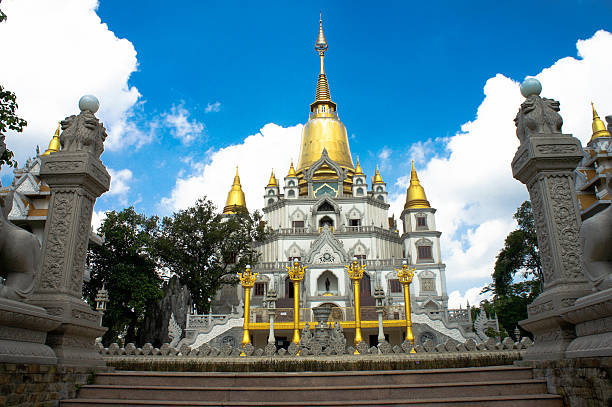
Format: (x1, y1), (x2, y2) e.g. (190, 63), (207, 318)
(346, 258), (365, 353)
(238, 265), (258, 353)
(286, 259), (306, 344)
(395, 262), (416, 353)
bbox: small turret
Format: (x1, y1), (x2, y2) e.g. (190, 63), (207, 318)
(41, 123), (61, 156)
(223, 167), (247, 214)
(405, 161), (431, 209)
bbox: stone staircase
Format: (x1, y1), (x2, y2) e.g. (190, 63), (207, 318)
(61, 365), (562, 406)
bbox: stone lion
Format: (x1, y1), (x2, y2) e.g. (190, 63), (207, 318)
(580, 177), (612, 291)
(0, 190), (41, 301)
(60, 110), (107, 159)
(514, 96), (563, 143)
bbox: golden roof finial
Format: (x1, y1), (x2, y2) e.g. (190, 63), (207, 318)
(223, 166), (248, 214)
(287, 160), (297, 177)
(354, 157), (364, 175)
(41, 123), (61, 156)
(590, 102), (611, 141)
(373, 165), (384, 184)
(314, 14), (332, 102)
(267, 169), (278, 187)
(405, 161), (430, 209)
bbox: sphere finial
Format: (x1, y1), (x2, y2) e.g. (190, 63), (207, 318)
(520, 78), (542, 98)
(79, 95), (100, 113)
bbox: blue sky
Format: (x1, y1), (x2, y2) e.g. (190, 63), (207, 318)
(2, 0), (611, 305)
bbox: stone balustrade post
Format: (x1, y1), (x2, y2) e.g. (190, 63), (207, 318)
(29, 96), (110, 367)
(511, 79), (590, 360)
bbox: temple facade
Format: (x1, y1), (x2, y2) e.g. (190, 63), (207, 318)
(195, 18), (488, 350)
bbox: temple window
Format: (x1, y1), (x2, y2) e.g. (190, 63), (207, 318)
(377, 195), (384, 201)
(268, 190), (275, 195)
(319, 216), (334, 228)
(356, 187), (364, 196)
(287, 190), (295, 197)
(417, 245), (433, 261)
(376, 186), (383, 192)
(349, 218), (361, 227)
(285, 277), (294, 298)
(360, 273), (371, 296)
(389, 279), (402, 293)
(318, 201), (335, 212)
(416, 216), (427, 228)
(254, 282), (266, 296)
(292, 220), (304, 228)
(356, 178), (363, 185)
(420, 278), (435, 292)
(288, 180), (295, 187)
(268, 198), (275, 205)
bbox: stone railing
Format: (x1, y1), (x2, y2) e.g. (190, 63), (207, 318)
(447, 308), (470, 322)
(98, 336), (533, 359)
(254, 258), (408, 272)
(270, 225), (399, 239)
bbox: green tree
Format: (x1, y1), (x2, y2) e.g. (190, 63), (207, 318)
(0, 6), (26, 168)
(156, 197), (268, 313)
(84, 208), (163, 346)
(482, 200), (541, 337)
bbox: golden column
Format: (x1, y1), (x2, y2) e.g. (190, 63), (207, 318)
(286, 259), (306, 344)
(395, 261), (416, 353)
(345, 258), (366, 352)
(238, 264), (258, 348)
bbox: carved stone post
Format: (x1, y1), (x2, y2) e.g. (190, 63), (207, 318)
(512, 79), (590, 360)
(29, 96), (110, 367)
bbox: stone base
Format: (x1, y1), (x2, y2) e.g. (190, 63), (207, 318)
(29, 296), (106, 367)
(0, 298), (61, 364)
(519, 284), (589, 360)
(564, 288), (612, 358)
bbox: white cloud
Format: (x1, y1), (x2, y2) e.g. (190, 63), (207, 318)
(377, 147), (392, 172)
(163, 104), (205, 145)
(160, 123), (302, 213)
(205, 102), (221, 113)
(91, 210), (106, 233)
(106, 168), (133, 206)
(448, 286), (492, 309)
(0, 0), (144, 162)
(390, 29), (612, 300)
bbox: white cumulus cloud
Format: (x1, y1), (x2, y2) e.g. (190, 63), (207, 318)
(205, 102), (221, 113)
(106, 168), (133, 206)
(390, 29), (612, 298)
(448, 286), (492, 309)
(163, 104), (205, 145)
(160, 123), (302, 213)
(0, 0), (145, 162)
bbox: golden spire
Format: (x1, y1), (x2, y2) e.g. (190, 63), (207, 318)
(41, 123), (61, 156)
(590, 102), (611, 141)
(314, 14), (332, 104)
(373, 165), (384, 184)
(287, 160), (297, 177)
(354, 157), (364, 175)
(223, 167), (248, 214)
(267, 169), (278, 187)
(405, 161), (430, 209)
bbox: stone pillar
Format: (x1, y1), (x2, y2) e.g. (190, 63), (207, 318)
(512, 79), (590, 360)
(29, 96), (110, 367)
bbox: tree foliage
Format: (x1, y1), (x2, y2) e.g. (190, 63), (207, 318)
(0, 85), (27, 169)
(482, 200), (541, 337)
(155, 197), (269, 314)
(84, 208), (163, 346)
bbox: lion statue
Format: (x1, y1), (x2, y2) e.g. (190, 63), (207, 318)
(580, 176), (612, 291)
(59, 110), (107, 159)
(514, 95), (563, 143)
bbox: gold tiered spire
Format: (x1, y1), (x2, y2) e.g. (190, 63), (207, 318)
(373, 165), (384, 184)
(405, 161), (431, 209)
(223, 167), (248, 214)
(314, 14), (332, 103)
(354, 157), (364, 175)
(590, 102), (611, 141)
(267, 170), (278, 187)
(41, 123), (61, 156)
(287, 161), (297, 177)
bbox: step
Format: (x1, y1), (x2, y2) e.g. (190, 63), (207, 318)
(61, 393), (563, 407)
(76, 380), (548, 402)
(94, 366), (533, 387)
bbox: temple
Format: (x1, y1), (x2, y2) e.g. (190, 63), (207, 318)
(190, 18), (498, 350)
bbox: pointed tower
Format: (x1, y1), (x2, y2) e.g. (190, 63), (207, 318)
(284, 161), (299, 199)
(264, 169), (280, 206)
(223, 167), (247, 214)
(41, 124), (61, 156)
(352, 158), (367, 197)
(400, 161), (448, 311)
(371, 165), (387, 202)
(296, 16), (355, 196)
(589, 102), (611, 143)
